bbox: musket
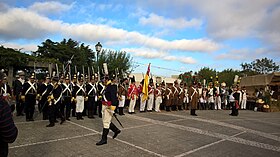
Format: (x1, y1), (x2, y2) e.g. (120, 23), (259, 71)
(34, 61), (37, 80)
(74, 66), (77, 74)
(82, 65), (85, 82)
(69, 64), (72, 81)
(88, 66), (90, 80)
(62, 64), (65, 75)
(62, 55), (74, 75)
(56, 64), (59, 77)
(91, 66), (95, 75)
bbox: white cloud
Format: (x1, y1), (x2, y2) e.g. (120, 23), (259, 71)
(123, 48), (197, 64)
(132, 0), (280, 52)
(215, 48), (268, 61)
(1, 42), (37, 52)
(0, 7), (219, 52)
(28, 1), (73, 15)
(121, 48), (167, 58)
(139, 13), (202, 29)
(163, 55), (197, 64)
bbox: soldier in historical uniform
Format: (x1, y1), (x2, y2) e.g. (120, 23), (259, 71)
(177, 82), (185, 110)
(229, 85), (240, 116)
(165, 83), (173, 111)
(214, 76), (222, 110)
(96, 76), (121, 146)
(21, 73), (37, 121)
(171, 80), (179, 111)
(46, 76), (63, 127)
(154, 83), (162, 112)
(207, 82), (214, 110)
(61, 74), (72, 121)
(71, 74), (77, 117)
(189, 81), (198, 116)
(201, 87), (208, 110)
(0, 76), (12, 98)
(160, 81), (166, 111)
(147, 78), (155, 112)
(13, 71), (25, 116)
(118, 78), (128, 115)
(127, 76), (138, 114)
(183, 83), (189, 110)
(220, 82), (228, 110)
(197, 82), (203, 110)
(37, 74), (51, 120)
(83, 75), (89, 116)
(86, 75), (97, 118)
(138, 79), (146, 112)
(96, 76), (105, 118)
(241, 86), (247, 110)
(72, 76), (86, 120)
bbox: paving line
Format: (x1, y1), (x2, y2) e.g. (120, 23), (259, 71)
(68, 121), (166, 157)
(127, 115), (280, 152)
(10, 133), (98, 149)
(160, 112), (280, 142)
(15, 120), (46, 125)
(174, 131), (246, 157)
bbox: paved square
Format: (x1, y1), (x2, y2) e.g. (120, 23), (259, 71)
(9, 110), (280, 157)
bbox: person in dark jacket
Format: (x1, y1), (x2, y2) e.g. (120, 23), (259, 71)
(96, 76), (121, 146)
(13, 71), (25, 116)
(0, 71), (18, 157)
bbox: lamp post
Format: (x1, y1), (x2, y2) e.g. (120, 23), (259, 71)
(95, 42), (102, 81)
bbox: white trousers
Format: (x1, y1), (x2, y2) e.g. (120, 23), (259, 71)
(140, 94), (147, 111)
(155, 97), (162, 112)
(76, 96), (84, 113)
(118, 95), (126, 107)
(147, 94), (154, 111)
(241, 99), (247, 109)
(214, 96), (221, 110)
(129, 95), (137, 113)
(102, 105), (113, 129)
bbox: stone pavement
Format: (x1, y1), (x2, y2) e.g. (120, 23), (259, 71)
(9, 109), (280, 157)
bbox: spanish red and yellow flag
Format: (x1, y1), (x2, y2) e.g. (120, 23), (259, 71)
(142, 63), (150, 102)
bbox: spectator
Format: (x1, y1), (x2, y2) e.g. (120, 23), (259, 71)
(0, 71), (18, 157)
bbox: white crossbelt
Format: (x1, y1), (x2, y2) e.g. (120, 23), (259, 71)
(88, 83), (97, 95)
(1, 84), (7, 95)
(25, 81), (37, 95)
(62, 83), (71, 94)
(41, 83), (49, 97)
(190, 87), (198, 100)
(173, 85), (178, 94)
(76, 84), (85, 95)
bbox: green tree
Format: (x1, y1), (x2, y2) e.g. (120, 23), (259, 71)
(98, 49), (132, 78)
(34, 38), (132, 77)
(0, 46), (29, 68)
(197, 67), (217, 83)
(241, 58), (279, 75)
(34, 38), (95, 72)
(218, 69), (241, 86)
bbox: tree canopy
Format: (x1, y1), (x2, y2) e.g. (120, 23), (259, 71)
(34, 38), (132, 78)
(241, 57), (279, 75)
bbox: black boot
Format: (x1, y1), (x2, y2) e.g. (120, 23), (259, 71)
(109, 123), (121, 139)
(96, 128), (109, 145)
(46, 123), (55, 127)
(76, 113), (80, 120)
(190, 109), (194, 115)
(80, 113), (84, 120)
(119, 108), (125, 116)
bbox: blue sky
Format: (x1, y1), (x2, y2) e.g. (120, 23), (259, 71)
(0, 0), (279, 77)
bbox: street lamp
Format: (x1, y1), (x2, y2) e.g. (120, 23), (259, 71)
(95, 42), (102, 81)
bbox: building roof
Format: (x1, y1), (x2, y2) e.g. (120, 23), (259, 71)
(240, 72), (280, 87)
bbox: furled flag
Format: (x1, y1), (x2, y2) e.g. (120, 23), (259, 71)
(142, 63), (150, 102)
